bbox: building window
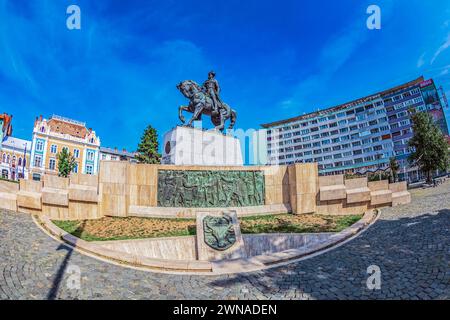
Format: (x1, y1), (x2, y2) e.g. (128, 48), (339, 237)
(33, 155), (42, 167)
(62, 146), (69, 153)
(18, 157), (22, 167)
(1, 169), (8, 179)
(73, 149), (80, 158)
(50, 144), (57, 154)
(73, 163), (78, 174)
(49, 158), (56, 171)
(400, 120), (410, 127)
(85, 165), (93, 175)
(2, 153), (5, 163)
(32, 173), (41, 181)
(36, 141), (44, 152)
(87, 151), (95, 161)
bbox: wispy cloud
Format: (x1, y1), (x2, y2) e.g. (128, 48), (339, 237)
(277, 18), (369, 112)
(431, 33), (450, 64)
(417, 53), (426, 68)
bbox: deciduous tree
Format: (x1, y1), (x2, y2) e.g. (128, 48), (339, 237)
(408, 111), (449, 183)
(57, 148), (76, 177)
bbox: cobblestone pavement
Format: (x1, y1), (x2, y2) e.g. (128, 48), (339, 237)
(1, 182), (449, 300)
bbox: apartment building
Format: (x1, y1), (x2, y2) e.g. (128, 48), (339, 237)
(261, 77), (449, 181)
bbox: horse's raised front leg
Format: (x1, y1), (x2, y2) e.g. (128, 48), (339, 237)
(179, 105), (188, 124)
(187, 103), (204, 127)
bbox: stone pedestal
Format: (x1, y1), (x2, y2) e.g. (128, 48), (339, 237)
(196, 211), (247, 261)
(161, 126), (243, 166)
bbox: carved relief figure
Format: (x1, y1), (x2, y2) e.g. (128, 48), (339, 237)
(157, 170), (265, 208)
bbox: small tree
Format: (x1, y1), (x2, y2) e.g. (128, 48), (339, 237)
(57, 148), (77, 177)
(136, 125), (161, 164)
(408, 112), (449, 184)
(389, 157), (400, 182)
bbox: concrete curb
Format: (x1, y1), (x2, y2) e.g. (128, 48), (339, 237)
(35, 209), (378, 275)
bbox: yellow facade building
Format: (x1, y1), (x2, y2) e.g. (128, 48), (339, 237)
(29, 115), (100, 180)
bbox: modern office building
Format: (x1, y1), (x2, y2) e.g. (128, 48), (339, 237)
(261, 77), (449, 181)
(0, 113), (31, 180)
(29, 115), (101, 180)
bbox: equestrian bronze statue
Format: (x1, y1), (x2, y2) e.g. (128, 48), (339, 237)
(177, 71), (237, 131)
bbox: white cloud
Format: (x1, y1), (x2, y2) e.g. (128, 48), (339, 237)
(417, 53), (426, 68)
(431, 33), (450, 65)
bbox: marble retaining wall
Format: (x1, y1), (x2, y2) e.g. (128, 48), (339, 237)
(97, 236), (197, 261)
(93, 233), (335, 262)
(243, 233), (332, 257)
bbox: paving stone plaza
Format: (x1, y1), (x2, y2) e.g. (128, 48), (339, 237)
(0, 182), (448, 300)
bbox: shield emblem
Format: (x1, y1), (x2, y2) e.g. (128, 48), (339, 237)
(203, 215), (236, 251)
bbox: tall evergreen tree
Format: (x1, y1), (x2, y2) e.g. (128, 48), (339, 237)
(408, 111), (449, 183)
(136, 125), (161, 164)
(57, 148), (77, 177)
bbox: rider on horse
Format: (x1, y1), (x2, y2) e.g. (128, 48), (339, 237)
(202, 71), (222, 116)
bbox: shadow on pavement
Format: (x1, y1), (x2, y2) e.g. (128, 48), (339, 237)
(209, 209), (450, 300)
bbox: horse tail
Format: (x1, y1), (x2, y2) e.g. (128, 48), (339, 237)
(229, 109), (237, 129)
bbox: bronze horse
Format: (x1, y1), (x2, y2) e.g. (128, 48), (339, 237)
(177, 80), (237, 131)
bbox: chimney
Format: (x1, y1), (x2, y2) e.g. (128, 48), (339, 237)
(122, 148), (127, 152)
(39, 115), (43, 121)
(114, 147), (118, 151)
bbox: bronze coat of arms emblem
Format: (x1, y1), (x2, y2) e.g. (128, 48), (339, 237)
(203, 215), (236, 251)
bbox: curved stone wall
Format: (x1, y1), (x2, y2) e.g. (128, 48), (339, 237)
(0, 161), (410, 220)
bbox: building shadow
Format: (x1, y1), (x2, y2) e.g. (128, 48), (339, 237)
(209, 209), (450, 300)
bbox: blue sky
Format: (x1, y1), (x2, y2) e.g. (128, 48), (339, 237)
(1, 0), (450, 152)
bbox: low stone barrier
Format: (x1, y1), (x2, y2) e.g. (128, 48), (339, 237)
(35, 209), (378, 274)
(2, 162), (410, 220)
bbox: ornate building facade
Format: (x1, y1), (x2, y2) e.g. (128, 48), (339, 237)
(0, 113), (31, 180)
(29, 115), (101, 180)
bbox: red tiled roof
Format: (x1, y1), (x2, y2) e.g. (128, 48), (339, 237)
(0, 113), (13, 136)
(47, 118), (88, 139)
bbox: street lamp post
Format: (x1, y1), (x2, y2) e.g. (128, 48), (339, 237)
(11, 139), (14, 180)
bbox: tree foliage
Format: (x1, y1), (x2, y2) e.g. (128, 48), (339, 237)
(408, 111), (449, 183)
(136, 125), (161, 164)
(57, 148), (77, 178)
(389, 157), (400, 182)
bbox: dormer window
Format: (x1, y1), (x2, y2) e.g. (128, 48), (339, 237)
(40, 126), (45, 133)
